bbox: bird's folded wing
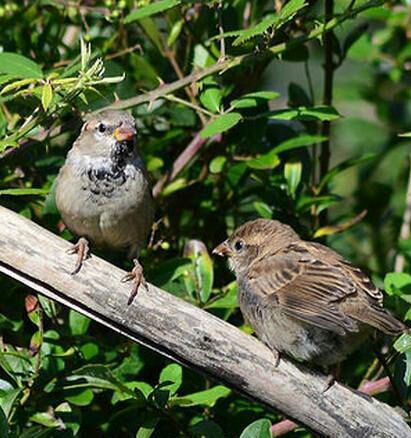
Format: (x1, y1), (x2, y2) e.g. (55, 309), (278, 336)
(247, 251), (359, 335)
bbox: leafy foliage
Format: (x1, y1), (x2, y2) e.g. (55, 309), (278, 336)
(1, 0), (411, 436)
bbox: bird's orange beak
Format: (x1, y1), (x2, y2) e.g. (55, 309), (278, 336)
(212, 240), (232, 257)
(113, 127), (136, 142)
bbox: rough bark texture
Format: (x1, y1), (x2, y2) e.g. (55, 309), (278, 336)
(0, 205), (409, 437)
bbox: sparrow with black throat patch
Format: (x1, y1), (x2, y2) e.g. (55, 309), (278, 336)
(55, 109), (154, 305)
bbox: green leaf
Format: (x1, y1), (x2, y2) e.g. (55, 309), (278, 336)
(0, 406), (8, 438)
(384, 272), (411, 299)
(0, 78), (38, 95)
(394, 333), (411, 353)
(270, 106), (341, 121)
(0, 380), (21, 418)
(37, 295), (57, 320)
(30, 411), (62, 429)
(111, 381), (150, 405)
(272, 134), (326, 154)
(200, 113), (242, 139)
(253, 201), (273, 219)
(0, 53), (43, 79)
(232, 91), (280, 109)
(69, 310), (91, 336)
(65, 388), (94, 406)
(159, 364), (182, 396)
(41, 83), (53, 110)
(284, 161), (302, 197)
(190, 419), (224, 438)
(162, 178), (188, 197)
(167, 19), (184, 47)
(171, 385), (231, 407)
(200, 86), (222, 113)
(137, 416), (159, 438)
(55, 402), (80, 436)
(147, 156), (164, 172)
(246, 151), (280, 170)
(138, 18), (164, 53)
(44, 364), (134, 395)
(0, 188), (49, 196)
(239, 419), (272, 438)
(318, 153), (376, 191)
(232, 0), (306, 46)
(125, 0), (181, 23)
(404, 350), (411, 386)
(232, 14), (279, 46)
(209, 156), (227, 174)
(197, 253), (214, 303)
(205, 283), (238, 309)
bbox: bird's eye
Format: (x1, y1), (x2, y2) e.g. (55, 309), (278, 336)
(96, 123), (107, 133)
(234, 240), (244, 251)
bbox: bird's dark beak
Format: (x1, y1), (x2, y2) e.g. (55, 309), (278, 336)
(113, 127), (136, 142)
(212, 240), (232, 257)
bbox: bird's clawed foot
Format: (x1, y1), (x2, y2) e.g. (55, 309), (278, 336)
(272, 349), (281, 368)
(321, 363), (339, 392)
(322, 374), (336, 393)
(122, 259), (148, 305)
(67, 237), (90, 275)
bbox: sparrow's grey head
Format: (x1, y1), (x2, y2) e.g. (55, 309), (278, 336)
(73, 110), (137, 164)
(213, 219), (300, 274)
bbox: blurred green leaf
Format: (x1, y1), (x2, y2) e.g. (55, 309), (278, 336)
(159, 363), (182, 396)
(0, 188), (49, 196)
(205, 283), (238, 309)
(232, 91), (280, 109)
(171, 385), (231, 407)
(384, 273), (411, 299)
(137, 416), (159, 438)
(284, 161), (302, 197)
(0, 406), (8, 438)
(394, 333), (411, 353)
(69, 310), (91, 336)
(318, 153), (376, 191)
(65, 388), (94, 406)
(270, 106), (340, 121)
(0, 380), (21, 418)
(200, 86), (222, 113)
(41, 83), (53, 110)
(253, 201), (273, 219)
(209, 156), (227, 174)
(44, 364), (134, 395)
(239, 419), (272, 438)
(246, 151), (280, 170)
(272, 134), (326, 154)
(0, 52), (43, 79)
(125, 0), (181, 23)
(200, 113), (242, 139)
(167, 19), (184, 47)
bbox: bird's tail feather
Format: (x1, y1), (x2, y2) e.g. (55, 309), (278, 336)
(356, 306), (407, 336)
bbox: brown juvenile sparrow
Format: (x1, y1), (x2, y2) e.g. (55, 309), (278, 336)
(55, 109), (154, 305)
(213, 219), (407, 367)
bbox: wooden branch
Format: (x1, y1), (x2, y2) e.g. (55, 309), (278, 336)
(0, 205), (409, 438)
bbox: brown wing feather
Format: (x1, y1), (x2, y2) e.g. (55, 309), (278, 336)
(247, 249), (359, 335)
(248, 242), (407, 336)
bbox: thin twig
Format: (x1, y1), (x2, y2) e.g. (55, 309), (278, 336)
(318, 0), (335, 227)
(394, 154), (411, 272)
(152, 131), (222, 198)
(217, 0), (226, 61)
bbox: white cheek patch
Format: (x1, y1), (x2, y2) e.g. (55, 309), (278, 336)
(228, 257), (235, 272)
